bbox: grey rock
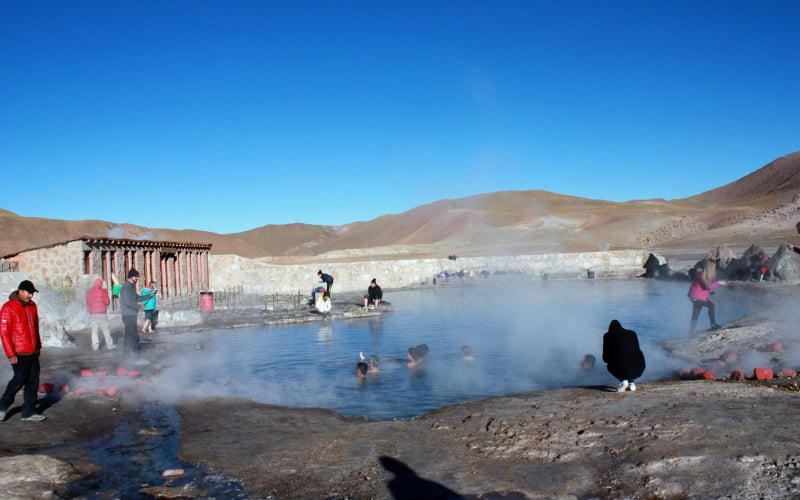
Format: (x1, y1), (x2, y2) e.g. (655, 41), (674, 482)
(0, 455), (77, 499)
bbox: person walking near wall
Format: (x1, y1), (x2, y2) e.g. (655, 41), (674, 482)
(120, 269), (156, 359)
(85, 278), (115, 351)
(141, 281), (158, 334)
(318, 270), (334, 296)
(0, 280), (46, 421)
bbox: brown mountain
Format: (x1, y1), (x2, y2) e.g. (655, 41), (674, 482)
(2, 152), (799, 261)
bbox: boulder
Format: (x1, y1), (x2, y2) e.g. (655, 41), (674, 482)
(642, 253), (670, 278)
(0, 454), (77, 498)
(690, 243), (800, 283)
(721, 244), (766, 281)
(768, 245), (800, 283)
(709, 246), (736, 268)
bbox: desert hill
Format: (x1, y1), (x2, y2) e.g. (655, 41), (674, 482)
(2, 152), (799, 261)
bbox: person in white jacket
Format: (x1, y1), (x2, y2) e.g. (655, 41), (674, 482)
(315, 292), (331, 316)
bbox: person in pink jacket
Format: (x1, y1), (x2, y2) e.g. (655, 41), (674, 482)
(85, 278), (115, 351)
(688, 259), (727, 333)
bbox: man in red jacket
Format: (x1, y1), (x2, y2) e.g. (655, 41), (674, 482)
(85, 278), (115, 351)
(0, 280), (46, 421)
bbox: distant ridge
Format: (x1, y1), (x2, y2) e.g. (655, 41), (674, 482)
(685, 151), (800, 206)
(2, 152), (799, 260)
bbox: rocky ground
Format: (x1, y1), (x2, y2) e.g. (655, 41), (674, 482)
(1, 285), (800, 499)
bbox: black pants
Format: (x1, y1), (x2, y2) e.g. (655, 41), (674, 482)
(690, 299), (715, 331)
(122, 314), (140, 356)
(0, 353), (41, 418)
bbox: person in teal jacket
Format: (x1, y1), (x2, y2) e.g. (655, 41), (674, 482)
(141, 281), (158, 334)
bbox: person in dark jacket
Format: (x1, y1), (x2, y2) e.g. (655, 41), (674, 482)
(602, 319), (646, 392)
(363, 278), (383, 310)
(788, 221), (800, 255)
(317, 270), (334, 296)
(0, 280), (46, 421)
(120, 268), (156, 359)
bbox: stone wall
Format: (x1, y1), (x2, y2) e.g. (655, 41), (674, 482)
(209, 250), (649, 295)
(8, 240), (84, 289)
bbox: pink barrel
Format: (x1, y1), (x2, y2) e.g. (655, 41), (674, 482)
(200, 291), (214, 311)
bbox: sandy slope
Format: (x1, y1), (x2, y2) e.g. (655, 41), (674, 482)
(2, 152), (799, 260)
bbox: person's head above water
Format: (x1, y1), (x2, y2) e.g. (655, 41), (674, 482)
(407, 344), (429, 366)
(581, 354), (596, 370)
(356, 362), (369, 378)
(413, 344), (429, 358)
(368, 355), (379, 369)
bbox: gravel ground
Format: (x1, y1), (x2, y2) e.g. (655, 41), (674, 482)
(1, 284), (799, 498)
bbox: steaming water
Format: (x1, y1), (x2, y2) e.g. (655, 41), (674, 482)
(153, 279), (754, 420)
(59, 402), (246, 499)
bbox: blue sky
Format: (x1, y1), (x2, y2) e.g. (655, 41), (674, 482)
(1, 1), (798, 234)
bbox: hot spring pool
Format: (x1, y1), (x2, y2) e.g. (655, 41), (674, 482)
(152, 279), (755, 420)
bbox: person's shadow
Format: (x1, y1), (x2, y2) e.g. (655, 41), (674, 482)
(379, 456), (462, 499)
(36, 391), (63, 413)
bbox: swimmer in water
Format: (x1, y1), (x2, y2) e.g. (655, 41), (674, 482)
(407, 343), (429, 368)
(581, 354), (596, 371)
(368, 355), (380, 374)
(461, 345), (474, 362)
(357, 352), (380, 376)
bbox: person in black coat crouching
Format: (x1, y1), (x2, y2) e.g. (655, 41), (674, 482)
(602, 319), (646, 392)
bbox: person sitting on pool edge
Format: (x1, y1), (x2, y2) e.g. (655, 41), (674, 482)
(363, 278), (383, 310)
(407, 343), (429, 368)
(315, 291), (331, 316)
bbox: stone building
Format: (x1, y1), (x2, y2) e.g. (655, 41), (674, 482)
(1, 237), (212, 299)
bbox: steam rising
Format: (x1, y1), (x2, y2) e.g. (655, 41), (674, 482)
(137, 280), (785, 420)
(107, 227), (126, 239)
(4, 280), (790, 421)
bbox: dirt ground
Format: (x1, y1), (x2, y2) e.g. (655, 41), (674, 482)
(1, 286), (800, 499)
